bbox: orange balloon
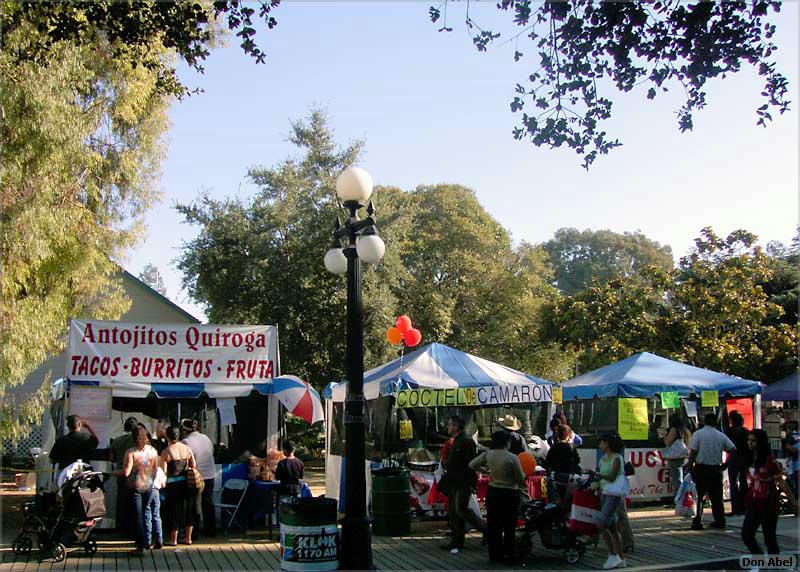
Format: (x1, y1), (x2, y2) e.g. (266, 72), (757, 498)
(396, 315), (413, 334)
(518, 451), (537, 476)
(386, 327), (403, 345)
(404, 328), (422, 347)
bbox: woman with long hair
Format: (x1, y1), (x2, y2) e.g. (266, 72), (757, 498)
(114, 426), (159, 555)
(594, 432), (628, 570)
(741, 429), (781, 555)
(663, 413), (692, 494)
(160, 426), (197, 546)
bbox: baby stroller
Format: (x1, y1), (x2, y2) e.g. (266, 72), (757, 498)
(13, 464), (106, 562)
(516, 471), (598, 565)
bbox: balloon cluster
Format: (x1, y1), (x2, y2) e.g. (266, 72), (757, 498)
(386, 315), (422, 347)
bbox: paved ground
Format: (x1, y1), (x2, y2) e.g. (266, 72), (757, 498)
(1, 471), (798, 571)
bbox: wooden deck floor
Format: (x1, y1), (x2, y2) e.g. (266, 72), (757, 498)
(1, 511), (797, 571)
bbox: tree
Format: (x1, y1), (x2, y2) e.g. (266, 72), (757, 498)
(543, 227), (674, 295)
(430, 1), (790, 168)
(397, 185), (572, 380)
(0, 9), (172, 439)
(177, 110), (403, 388)
(178, 111), (572, 388)
(138, 264), (168, 297)
(546, 227), (798, 381)
(763, 230), (800, 332)
(0, 1), (278, 98)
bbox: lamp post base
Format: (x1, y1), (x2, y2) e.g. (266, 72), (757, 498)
(339, 515), (375, 571)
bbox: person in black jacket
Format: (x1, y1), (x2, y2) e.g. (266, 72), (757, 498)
(49, 415), (99, 471)
(726, 411), (751, 516)
(441, 415), (486, 554)
(543, 425), (581, 475)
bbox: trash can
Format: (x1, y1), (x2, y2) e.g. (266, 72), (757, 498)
(279, 497), (339, 571)
(371, 467), (411, 536)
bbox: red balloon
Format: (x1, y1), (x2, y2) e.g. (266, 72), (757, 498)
(404, 328), (422, 347)
(396, 315), (413, 334)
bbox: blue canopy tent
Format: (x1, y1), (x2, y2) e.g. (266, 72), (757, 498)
(561, 353), (763, 501)
(325, 342), (554, 402)
(763, 371), (799, 401)
(563, 352), (762, 400)
(324, 343), (555, 507)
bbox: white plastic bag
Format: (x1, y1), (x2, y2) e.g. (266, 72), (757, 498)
(674, 474), (697, 518)
(603, 456), (630, 497)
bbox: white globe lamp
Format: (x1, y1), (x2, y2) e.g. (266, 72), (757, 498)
(324, 247), (348, 274)
(356, 234), (385, 264)
(336, 167), (373, 205)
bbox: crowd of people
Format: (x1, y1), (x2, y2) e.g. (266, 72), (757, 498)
(49, 415), (305, 556)
(47, 406), (796, 565)
(429, 409), (796, 569)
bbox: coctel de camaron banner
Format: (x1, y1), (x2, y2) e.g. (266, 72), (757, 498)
(68, 320), (278, 384)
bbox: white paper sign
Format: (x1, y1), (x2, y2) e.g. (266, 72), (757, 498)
(67, 320), (278, 385)
(69, 385), (112, 420)
(217, 398), (237, 427)
(684, 400), (698, 421)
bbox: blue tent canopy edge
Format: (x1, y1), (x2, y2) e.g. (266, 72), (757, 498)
(562, 352), (762, 400)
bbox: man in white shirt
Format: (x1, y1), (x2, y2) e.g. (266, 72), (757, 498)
(688, 413), (736, 531)
(181, 419), (217, 537)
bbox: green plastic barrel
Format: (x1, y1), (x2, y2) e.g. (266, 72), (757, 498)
(279, 497), (339, 571)
(371, 467), (411, 536)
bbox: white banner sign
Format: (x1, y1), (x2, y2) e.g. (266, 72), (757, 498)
(68, 320), (278, 384)
(578, 447), (730, 501)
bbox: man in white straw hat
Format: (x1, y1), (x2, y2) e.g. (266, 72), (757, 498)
(497, 414), (529, 455)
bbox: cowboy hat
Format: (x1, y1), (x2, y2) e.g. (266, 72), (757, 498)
(497, 414), (521, 431)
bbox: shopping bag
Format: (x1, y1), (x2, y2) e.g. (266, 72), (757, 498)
(569, 489), (602, 535)
(674, 474), (697, 518)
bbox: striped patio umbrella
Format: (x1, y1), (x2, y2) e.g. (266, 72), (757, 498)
(272, 375), (324, 424)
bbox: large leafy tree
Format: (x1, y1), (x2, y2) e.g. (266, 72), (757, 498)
(0, 1), (278, 98)
(543, 227), (674, 295)
(0, 1), (279, 439)
(178, 112), (571, 388)
(430, 1), (790, 167)
(763, 231), (800, 333)
(138, 264), (168, 297)
(0, 18), (175, 438)
(11, 2), (789, 169)
(547, 227), (798, 381)
(177, 111), (404, 388)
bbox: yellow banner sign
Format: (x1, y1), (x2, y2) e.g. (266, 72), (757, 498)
(701, 390), (719, 407)
(618, 398), (648, 440)
(552, 386), (563, 405)
(395, 384), (552, 408)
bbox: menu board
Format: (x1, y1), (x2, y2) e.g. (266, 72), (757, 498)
(69, 385), (112, 420)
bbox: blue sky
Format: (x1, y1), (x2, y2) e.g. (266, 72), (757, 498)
(124, 2), (799, 320)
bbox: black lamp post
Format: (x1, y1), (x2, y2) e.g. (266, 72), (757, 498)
(324, 167), (384, 571)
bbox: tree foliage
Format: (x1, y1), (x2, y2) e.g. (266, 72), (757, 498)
(177, 111), (572, 388)
(0, 1), (279, 98)
(430, 1), (790, 167)
(543, 227), (673, 295)
(138, 264), (168, 297)
(0, 7), (178, 439)
(546, 227), (798, 381)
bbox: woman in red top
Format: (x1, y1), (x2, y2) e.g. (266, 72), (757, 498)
(741, 429), (780, 555)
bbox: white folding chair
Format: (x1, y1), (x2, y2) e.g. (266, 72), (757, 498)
(215, 478), (249, 534)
